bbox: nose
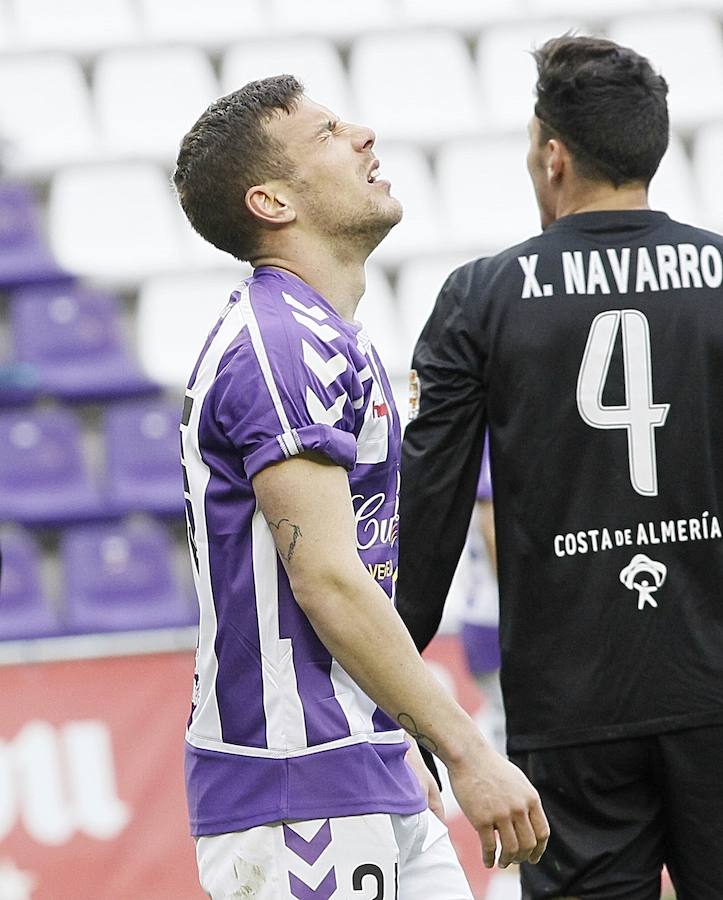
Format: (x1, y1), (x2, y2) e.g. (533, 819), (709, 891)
(352, 123), (376, 153)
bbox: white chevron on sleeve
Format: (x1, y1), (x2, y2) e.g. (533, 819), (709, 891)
(292, 311), (340, 342)
(282, 291), (328, 321)
(306, 386), (347, 426)
(302, 340), (348, 388)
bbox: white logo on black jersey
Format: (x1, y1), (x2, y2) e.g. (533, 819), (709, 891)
(620, 553), (667, 610)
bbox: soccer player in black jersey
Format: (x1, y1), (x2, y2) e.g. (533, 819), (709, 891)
(397, 34), (723, 899)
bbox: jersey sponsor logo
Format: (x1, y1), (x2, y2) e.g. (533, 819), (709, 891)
(367, 558), (394, 581)
(352, 491), (399, 551)
(517, 243), (723, 299)
(620, 553), (667, 610)
(553, 511), (723, 558)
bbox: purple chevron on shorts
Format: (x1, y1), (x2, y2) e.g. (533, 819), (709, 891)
(289, 868), (337, 900)
(283, 820), (332, 866)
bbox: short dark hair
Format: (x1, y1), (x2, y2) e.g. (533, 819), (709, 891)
(533, 35), (669, 188)
(173, 75), (304, 262)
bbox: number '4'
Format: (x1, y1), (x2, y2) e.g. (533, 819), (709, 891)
(577, 309), (670, 497)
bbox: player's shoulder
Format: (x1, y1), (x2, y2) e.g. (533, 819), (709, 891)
(244, 267), (357, 355)
(664, 215), (723, 247)
(444, 232), (548, 298)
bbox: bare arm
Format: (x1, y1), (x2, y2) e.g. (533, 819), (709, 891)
(252, 452), (548, 869)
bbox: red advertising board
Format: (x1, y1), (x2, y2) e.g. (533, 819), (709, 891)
(1, 652), (204, 900)
(1, 637), (511, 899)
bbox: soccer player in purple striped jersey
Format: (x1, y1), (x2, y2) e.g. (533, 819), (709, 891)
(173, 76), (548, 899)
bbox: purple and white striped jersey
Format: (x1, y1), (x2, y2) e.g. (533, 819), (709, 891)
(180, 267), (425, 836)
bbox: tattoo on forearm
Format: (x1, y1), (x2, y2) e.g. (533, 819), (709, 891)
(397, 713), (439, 754)
(268, 518), (303, 562)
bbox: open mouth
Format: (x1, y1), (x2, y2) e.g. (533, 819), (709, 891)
(367, 160), (381, 184)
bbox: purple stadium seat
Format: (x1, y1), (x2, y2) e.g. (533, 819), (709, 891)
(61, 520), (196, 633)
(0, 529), (60, 639)
(0, 182), (68, 288)
(10, 284), (158, 402)
(0, 407), (104, 526)
(103, 399), (184, 517)
(0, 363), (40, 406)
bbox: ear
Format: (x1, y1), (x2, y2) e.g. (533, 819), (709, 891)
(245, 184), (296, 227)
(545, 138), (566, 184)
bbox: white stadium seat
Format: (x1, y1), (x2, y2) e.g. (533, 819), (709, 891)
(9, 0), (138, 53)
(475, 20), (590, 134)
(396, 254), (474, 349)
(138, 0), (266, 47)
(608, 12), (723, 131)
(94, 47), (219, 163)
(436, 136), (541, 253)
(357, 266), (409, 379)
(136, 268), (249, 388)
(0, 54), (98, 174)
(48, 163), (186, 284)
(398, 0), (522, 29)
(369, 143), (444, 267)
(268, 0), (395, 40)
(693, 124), (723, 232)
(222, 37), (353, 119)
(648, 133), (701, 227)
(349, 30), (482, 145)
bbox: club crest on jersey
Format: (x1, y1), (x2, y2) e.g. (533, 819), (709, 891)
(620, 554), (667, 610)
(408, 369), (421, 421)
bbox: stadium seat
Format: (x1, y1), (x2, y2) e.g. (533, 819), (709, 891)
(475, 20), (589, 134)
(349, 30), (482, 144)
(9, 0), (139, 52)
(0, 365), (40, 407)
(103, 399), (184, 517)
(268, 0), (395, 40)
(368, 143), (444, 266)
(0, 407), (103, 527)
(0, 529), (60, 640)
(398, 0), (522, 29)
(48, 163), (186, 284)
(648, 133), (701, 227)
(0, 182), (68, 288)
(94, 46), (219, 164)
(10, 283), (158, 403)
(138, 0), (266, 48)
(0, 54), (98, 174)
(136, 267), (248, 388)
(693, 123), (723, 232)
(61, 520), (196, 633)
(396, 253), (474, 349)
(356, 266), (409, 379)
(608, 12), (723, 131)
(436, 135), (541, 252)
(526, 0), (648, 13)
(222, 37), (352, 118)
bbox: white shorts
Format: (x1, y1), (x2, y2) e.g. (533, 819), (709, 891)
(195, 808), (474, 899)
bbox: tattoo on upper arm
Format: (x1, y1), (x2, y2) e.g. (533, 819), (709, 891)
(397, 713), (439, 754)
(268, 518), (303, 562)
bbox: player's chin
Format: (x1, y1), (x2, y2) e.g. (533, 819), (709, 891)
(381, 194), (403, 227)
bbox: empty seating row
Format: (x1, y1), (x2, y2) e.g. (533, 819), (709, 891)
(3, 13), (723, 174)
(0, 521), (196, 640)
(0, 401), (185, 526)
(40, 122), (711, 277)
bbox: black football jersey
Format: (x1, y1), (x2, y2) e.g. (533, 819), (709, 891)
(397, 209), (723, 751)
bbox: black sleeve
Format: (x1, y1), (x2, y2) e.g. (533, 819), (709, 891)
(396, 264), (488, 652)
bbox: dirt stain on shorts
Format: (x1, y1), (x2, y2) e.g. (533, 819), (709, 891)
(231, 856), (266, 897)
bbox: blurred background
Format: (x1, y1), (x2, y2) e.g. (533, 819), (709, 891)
(0, 0), (717, 895)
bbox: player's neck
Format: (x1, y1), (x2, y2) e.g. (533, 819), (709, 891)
(557, 181), (650, 219)
(252, 250), (367, 323)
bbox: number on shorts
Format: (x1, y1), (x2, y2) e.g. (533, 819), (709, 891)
(352, 863), (385, 899)
(577, 309), (669, 496)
